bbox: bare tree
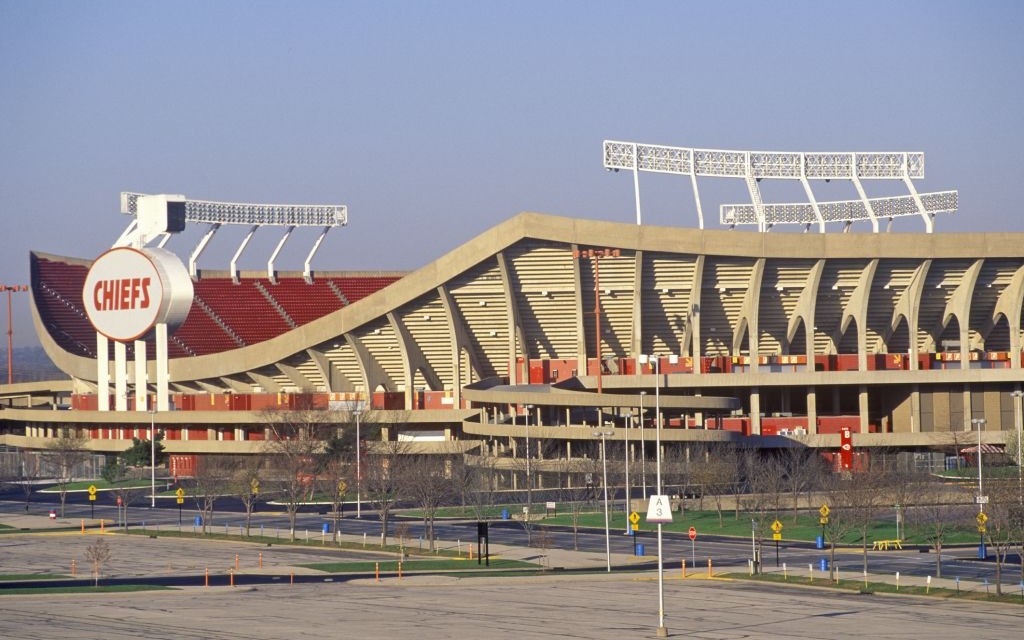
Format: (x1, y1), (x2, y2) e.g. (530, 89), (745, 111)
(84, 537), (111, 587)
(363, 439), (409, 547)
(982, 478), (1020, 595)
(45, 428), (89, 517)
(839, 467), (888, 574)
(910, 479), (972, 578)
(16, 449), (42, 512)
(820, 472), (859, 580)
(779, 446), (823, 521)
(191, 456), (236, 534)
(463, 454), (500, 522)
(405, 455), (453, 551)
(554, 457), (599, 550)
(226, 456), (264, 536)
(317, 455), (350, 544)
(102, 461), (149, 530)
(261, 403), (335, 541)
(692, 443), (740, 527)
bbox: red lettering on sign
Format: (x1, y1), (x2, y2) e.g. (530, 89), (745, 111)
(91, 278), (153, 311)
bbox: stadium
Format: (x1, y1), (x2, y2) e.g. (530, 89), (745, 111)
(1, 141), (1020, 476)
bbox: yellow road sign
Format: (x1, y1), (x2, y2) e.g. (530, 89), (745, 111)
(251, 479), (260, 494)
(88, 493), (96, 501)
(819, 516), (829, 525)
(175, 488), (185, 498)
(976, 512), (988, 525)
(772, 533), (782, 541)
(629, 511), (640, 525)
(771, 519), (783, 533)
(978, 525), (986, 534)
(631, 523), (639, 531)
(337, 480), (347, 494)
(176, 497), (184, 505)
(88, 485), (97, 495)
(819, 504), (830, 518)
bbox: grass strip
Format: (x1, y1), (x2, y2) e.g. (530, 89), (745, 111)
(0, 585), (175, 595)
(299, 558), (538, 573)
(723, 571), (1024, 605)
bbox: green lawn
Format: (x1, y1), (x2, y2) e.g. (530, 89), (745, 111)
(726, 571), (1024, 605)
(0, 573), (68, 581)
(40, 479), (153, 493)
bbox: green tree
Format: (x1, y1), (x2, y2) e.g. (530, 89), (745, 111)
(121, 434), (166, 468)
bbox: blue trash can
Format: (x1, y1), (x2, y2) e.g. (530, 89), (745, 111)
(636, 543), (645, 557)
(815, 535), (824, 550)
(194, 515), (202, 527)
(819, 558), (828, 572)
(501, 509), (510, 520)
(322, 522), (330, 534)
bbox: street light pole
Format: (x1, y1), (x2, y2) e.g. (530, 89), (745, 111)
(1012, 390), (1023, 507)
(149, 406), (156, 508)
(593, 429), (614, 572)
(623, 415), (631, 528)
(639, 353), (668, 638)
(0, 284), (28, 385)
(354, 409), (362, 519)
(971, 417), (987, 559)
(639, 391), (647, 499)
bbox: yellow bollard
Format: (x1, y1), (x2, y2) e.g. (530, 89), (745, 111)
(235, 553), (239, 572)
(290, 571), (294, 585)
(230, 570), (234, 588)
(100, 519), (105, 533)
(71, 559), (76, 576)
(707, 558), (713, 578)
(81, 519), (85, 534)
(205, 567), (209, 588)
(375, 562), (380, 582)
(398, 561), (403, 580)
(681, 559), (686, 579)
(259, 552), (263, 569)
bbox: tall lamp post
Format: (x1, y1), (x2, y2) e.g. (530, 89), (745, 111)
(639, 391), (647, 499)
(1012, 390), (1023, 507)
(593, 429), (614, 572)
(354, 409), (362, 518)
(622, 416), (631, 529)
(639, 353), (677, 638)
(971, 417), (987, 559)
(149, 406), (157, 508)
(0, 284), (28, 385)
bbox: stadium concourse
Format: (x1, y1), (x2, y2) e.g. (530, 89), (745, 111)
(0, 143), (1021, 475)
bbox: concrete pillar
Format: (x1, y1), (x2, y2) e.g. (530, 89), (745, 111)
(807, 387), (817, 435)
(858, 385), (869, 433)
(750, 388), (761, 435)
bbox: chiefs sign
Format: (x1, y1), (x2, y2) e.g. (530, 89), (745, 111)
(82, 247), (193, 342)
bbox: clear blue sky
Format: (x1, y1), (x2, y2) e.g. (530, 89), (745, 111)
(2, 1), (1022, 346)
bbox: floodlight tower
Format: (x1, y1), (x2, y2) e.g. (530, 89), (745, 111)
(603, 140), (958, 233)
(0, 284), (29, 384)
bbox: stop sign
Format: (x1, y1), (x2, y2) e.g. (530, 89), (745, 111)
(688, 526), (697, 541)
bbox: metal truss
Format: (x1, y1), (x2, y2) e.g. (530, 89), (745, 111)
(120, 192), (347, 227)
(721, 190), (959, 231)
(603, 140), (955, 233)
(116, 192), (348, 283)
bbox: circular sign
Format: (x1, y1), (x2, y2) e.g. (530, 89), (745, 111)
(688, 526), (697, 541)
(82, 247), (193, 342)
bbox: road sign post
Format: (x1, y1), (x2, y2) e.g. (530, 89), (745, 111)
(688, 526), (696, 567)
(176, 488), (185, 526)
(88, 485), (97, 519)
(771, 519), (783, 566)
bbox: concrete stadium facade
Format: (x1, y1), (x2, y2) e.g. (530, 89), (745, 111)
(3, 212), (1023, 466)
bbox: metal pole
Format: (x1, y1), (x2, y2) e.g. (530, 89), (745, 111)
(355, 410), (361, 518)
(624, 413), (631, 525)
(150, 408), (156, 508)
(654, 357), (666, 638)
(640, 391), (647, 499)
(1, 285), (28, 385)
(526, 405), (532, 519)
(595, 431), (612, 572)
(1013, 390), (1023, 507)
